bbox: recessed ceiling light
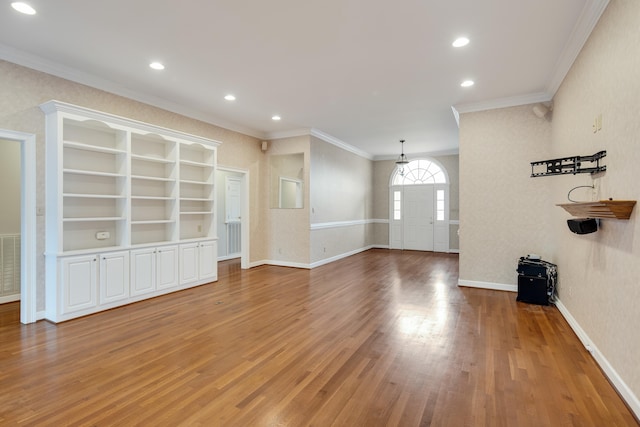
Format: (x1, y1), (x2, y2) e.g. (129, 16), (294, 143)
(272, 115), (281, 121)
(149, 62), (165, 71)
(224, 94), (236, 101)
(452, 37), (470, 48)
(11, 2), (36, 15)
(461, 80), (475, 87)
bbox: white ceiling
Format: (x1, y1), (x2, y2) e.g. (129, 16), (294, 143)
(0, 0), (608, 158)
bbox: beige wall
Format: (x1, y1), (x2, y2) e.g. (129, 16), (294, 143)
(310, 137), (374, 263)
(265, 136), (311, 265)
(459, 104), (554, 285)
(459, 0), (640, 407)
(550, 0), (640, 402)
(310, 137), (373, 223)
(0, 139), (21, 234)
(0, 60), (265, 310)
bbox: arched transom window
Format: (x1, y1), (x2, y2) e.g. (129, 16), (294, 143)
(393, 159), (447, 185)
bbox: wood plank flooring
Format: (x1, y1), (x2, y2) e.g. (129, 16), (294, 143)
(0, 249), (637, 426)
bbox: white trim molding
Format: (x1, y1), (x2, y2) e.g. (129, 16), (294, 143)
(249, 260), (311, 269)
(265, 128), (373, 160)
(248, 246), (390, 270)
(458, 279), (517, 293)
(451, 0), (610, 116)
(0, 129), (37, 324)
(0, 44), (264, 140)
(311, 219), (388, 231)
(0, 295), (20, 304)
(545, 0), (610, 95)
(310, 245), (378, 269)
(453, 92), (552, 115)
(555, 299), (640, 419)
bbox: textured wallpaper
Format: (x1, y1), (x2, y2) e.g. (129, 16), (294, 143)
(265, 136), (311, 264)
(459, 105), (554, 285)
(460, 0), (640, 406)
(550, 0), (640, 401)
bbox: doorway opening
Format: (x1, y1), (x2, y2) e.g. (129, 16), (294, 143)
(389, 158), (450, 252)
(0, 129), (37, 324)
(216, 166), (250, 269)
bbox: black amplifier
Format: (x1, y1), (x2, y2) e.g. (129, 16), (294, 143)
(516, 257), (557, 305)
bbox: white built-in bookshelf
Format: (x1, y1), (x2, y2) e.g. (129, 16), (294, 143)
(41, 100), (220, 322)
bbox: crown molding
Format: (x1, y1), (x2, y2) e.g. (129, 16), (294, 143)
(310, 129), (374, 160)
(0, 44), (266, 140)
(374, 147), (459, 161)
(453, 0), (609, 116)
(266, 128), (374, 160)
(265, 128), (313, 140)
(453, 91), (552, 115)
(545, 0), (610, 94)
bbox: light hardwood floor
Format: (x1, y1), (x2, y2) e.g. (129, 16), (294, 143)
(0, 249), (637, 426)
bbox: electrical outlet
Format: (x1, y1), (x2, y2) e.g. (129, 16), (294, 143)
(593, 114), (603, 133)
(96, 231), (110, 240)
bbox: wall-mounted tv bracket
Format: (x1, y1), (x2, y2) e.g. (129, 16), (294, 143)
(530, 150), (606, 177)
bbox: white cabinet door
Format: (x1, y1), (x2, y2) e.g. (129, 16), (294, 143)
(179, 243), (199, 285)
(156, 245), (178, 290)
(198, 240), (217, 282)
(100, 251), (130, 304)
(61, 254), (97, 315)
(180, 241), (217, 286)
(130, 248), (156, 296)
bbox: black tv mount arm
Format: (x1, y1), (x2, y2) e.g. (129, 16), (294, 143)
(530, 150), (606, 177)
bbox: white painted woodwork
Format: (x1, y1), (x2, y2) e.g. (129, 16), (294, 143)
(180, 241), (217, 286)
(179, 243), (199, 285)
(131, 244), (179, 296)
(99, 251), (129, 304)
(40, 101), (220, 322)
(198, 240), (217, 282)
(156, 245), (179, 290)
(130, 248), (156, 297)
(61, 254), (97, 314)
(403, 185), (434, 251)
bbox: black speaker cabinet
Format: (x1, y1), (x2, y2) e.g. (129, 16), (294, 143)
(517, 275), (550, 306)
(567, 218), (598, 234)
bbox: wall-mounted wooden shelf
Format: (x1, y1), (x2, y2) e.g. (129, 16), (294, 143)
(557, 200), (636, 219)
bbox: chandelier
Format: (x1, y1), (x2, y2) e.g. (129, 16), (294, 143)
(395, 139), (409, 175)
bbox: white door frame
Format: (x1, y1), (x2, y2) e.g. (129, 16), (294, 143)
(388, 158), (451, 253)
(1, 129), (37, 324)
(217, 165), (250, 269)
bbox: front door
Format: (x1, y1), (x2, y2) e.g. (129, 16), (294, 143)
(403, 185), (434, 251)
(389, 185), (435, 251)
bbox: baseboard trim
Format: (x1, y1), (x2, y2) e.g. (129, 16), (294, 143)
(310, 246), (375, 269)
(555, 299), (640, 420)
(249, 259), (311, 269)
(457, 279), (517, 293)
(218, 254), (241, 262)
(248, 246), (390, 270)
(0, 294), (20, 304)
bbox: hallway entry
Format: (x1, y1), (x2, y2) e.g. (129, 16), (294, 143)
(389, 158), (449, 252)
